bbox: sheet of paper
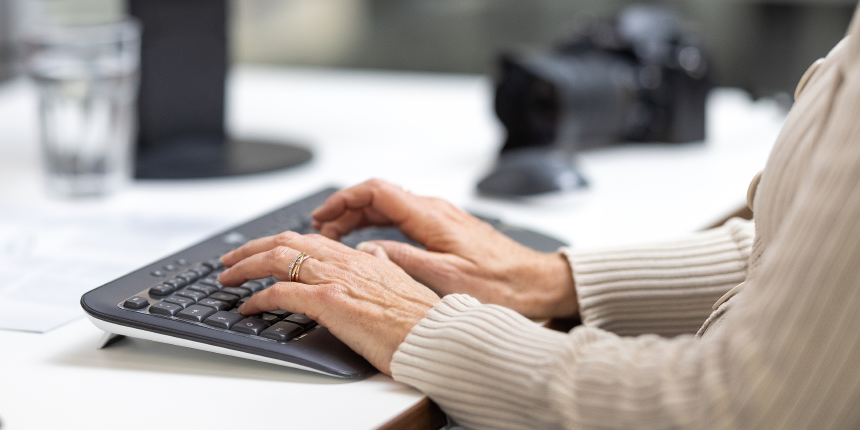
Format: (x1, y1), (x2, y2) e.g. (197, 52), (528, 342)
(0, 205), (227, 332)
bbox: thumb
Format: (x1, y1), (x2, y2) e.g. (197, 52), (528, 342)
(357, 240), (454, 289)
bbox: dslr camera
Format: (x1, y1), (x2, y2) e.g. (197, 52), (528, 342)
(480, 6), (711, 197)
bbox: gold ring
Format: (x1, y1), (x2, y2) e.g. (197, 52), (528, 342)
(289, 252), (310, 282)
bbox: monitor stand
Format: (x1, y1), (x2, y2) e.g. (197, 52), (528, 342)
(135, 138), (312, 179)
(130, 0), (312, 180)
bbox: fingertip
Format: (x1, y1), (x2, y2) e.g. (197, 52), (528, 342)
(355, 241), (377, 252)
(216, 266), (241, 286)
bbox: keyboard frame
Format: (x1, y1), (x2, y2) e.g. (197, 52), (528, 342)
(81, 187), (569, 379)
(81, 188), (377, 379)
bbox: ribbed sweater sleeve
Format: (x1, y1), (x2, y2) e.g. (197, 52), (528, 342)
(391, 22), (860, 430)
(564, 218), (755, 337)
(391, 294), (708, 430)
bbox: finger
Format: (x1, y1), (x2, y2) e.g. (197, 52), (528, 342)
(221, 231), (347, 268)
(238, 281), (323, 317)
(218, 246), (326, 286)
(220, 233), (293, 268)
(219, 233), (349, 285)
(315, 205), (398, 240)
(356, 241), (391, 261)
(358, 240), (461, 291)
(311, 179), (416, 225)
(316, 209), (365, 240)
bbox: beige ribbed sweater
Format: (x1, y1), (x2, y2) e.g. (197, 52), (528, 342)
(390, 5), (860, 429)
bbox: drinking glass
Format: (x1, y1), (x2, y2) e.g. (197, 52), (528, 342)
(24, 18), (140, 197)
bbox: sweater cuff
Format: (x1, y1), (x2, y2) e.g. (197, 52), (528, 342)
(391, 294), (570, 429)
(563, 218), (755, 337)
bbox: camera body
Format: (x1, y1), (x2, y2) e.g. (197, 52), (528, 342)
(495, 5), (711, 152)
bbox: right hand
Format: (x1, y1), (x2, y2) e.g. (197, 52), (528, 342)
(311, 179), (578, 318)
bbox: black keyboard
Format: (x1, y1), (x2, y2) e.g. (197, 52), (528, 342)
(81, 187), (567, 379)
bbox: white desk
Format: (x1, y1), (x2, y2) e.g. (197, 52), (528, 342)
(0, 66), (785, 430)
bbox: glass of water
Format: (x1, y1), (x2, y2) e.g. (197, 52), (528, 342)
(23, 18), (140, 197)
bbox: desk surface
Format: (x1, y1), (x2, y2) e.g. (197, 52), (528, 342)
(0, 66), (785, 430)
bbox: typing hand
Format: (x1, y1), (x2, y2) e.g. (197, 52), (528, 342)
(311, 179), (578, 318)
(218, 231), (440, 375)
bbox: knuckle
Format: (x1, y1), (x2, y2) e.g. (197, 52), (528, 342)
(268, 283), (291, 301)
(268, 246), (292, 263)
(276, 231), (299, 244)
(366, 178), (384, 188)
(314, 283), (342, 302)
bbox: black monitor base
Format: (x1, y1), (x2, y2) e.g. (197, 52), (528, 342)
(135, 138), (313, 180)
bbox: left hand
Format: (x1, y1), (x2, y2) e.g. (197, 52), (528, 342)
(217, 231), (440, 375)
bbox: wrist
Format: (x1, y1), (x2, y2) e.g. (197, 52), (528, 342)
(542, 251), (579, 318)
(512, 251), (578, 318)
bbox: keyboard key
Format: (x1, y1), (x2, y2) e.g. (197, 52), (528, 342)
(237, 297), (249, 307)
(148, 283), (176, 296)
(188, 283), (218, 295)
(164, 278), (188, 288)
(266, 309), (291, 317)
(221, 287), (251, 298)
(191, 265), (211, 277)
(123, 296), (149, 309)
(150, 270), (166, 277)
(258, 313), (281, 325)
(203, 258), (224, 270)
(208, 292), (239, 307)
(162, 264), (177, 271)
(175, 289), (207, 302)
(241, 281), (264, 293)
(149, 301), (183, 316)
(258, 277), (278, 288)
(197, 298), (228, 311)
(284, 314), (315, 327)
(231, 318), (270, 335)
(177, 271), (200, 283)
(260, 322), (304, 341)
(198, 277), (224, 289)
(175, 258), (189, 266)
(203, 311), (245, 329)
(163, 295), (195, 308)
(176, 305), (216, 322)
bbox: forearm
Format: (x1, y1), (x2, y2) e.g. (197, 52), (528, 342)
(567, 217), (754, 337)
(391, 295), (720, 430)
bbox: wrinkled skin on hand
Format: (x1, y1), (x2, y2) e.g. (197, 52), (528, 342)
(219, 231), (440, 375)
(218, 179), (577, 375)
(312, 179), (578, 319)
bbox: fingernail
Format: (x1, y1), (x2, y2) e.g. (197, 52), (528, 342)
(238, 303), (246, 314)
(356, 241), (373, 252)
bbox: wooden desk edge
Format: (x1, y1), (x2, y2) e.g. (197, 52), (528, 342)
(377, 398), (446, 430)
